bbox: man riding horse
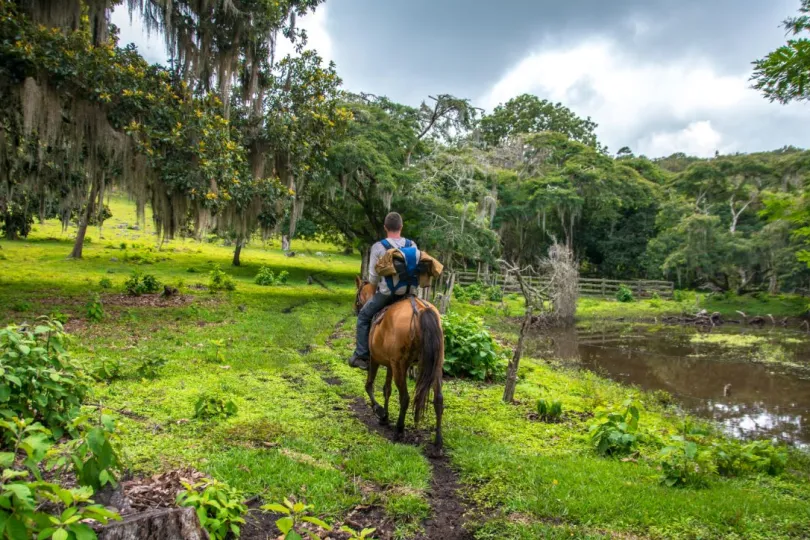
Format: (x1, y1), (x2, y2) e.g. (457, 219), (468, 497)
(348, 212), (417, 371)
(349, 212), (446, 448)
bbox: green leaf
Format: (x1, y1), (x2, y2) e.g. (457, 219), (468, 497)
(53, 528), (68, 540)
(68, 524), (96, 540)
(261, 503), (290, 514)
(276, 516), (294, 534)
(301, 516), (332, 530)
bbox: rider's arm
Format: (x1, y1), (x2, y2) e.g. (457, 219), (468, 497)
(367, 242), (382, 286)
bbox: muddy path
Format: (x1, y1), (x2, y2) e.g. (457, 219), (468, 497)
(322, 318), (474, 540)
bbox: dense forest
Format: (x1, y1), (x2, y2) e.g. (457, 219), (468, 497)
(2, 0), (810, 294)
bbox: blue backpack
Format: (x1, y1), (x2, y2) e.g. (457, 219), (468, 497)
(380, 239), (419, 295)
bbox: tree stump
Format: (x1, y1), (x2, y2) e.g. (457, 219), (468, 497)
(98, 507), (209, 540)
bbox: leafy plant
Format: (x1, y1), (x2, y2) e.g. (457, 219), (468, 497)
(124, 271), (162, 296)
(616, 284), (634, 303)
(340, 525), (377, 540)
(0, 416), (120, 539)
(255, 266), (289, 286)
(0, 318), (89, 438)
(134, 356), (167, 379)
(48, 310), (69, 324)
(10, 301), (31, 313)
(209, 339), (226, 363)
(92, 358), (122, 382)
(536, 399), (563, 422)
(98, 277), (113, 289)
(86, 293), (104, 323)
(659, 427), (716, 488)
(209, 265), (236, 292)
(194, 393), (238, 420)
(261, 498), (332, 540)
(712, 439), (788, 477)
(589, 399), (644, 457)
(442, 312), (505, 381)
(453, 282), (483, 303)
(485, 285), (503, 302)
(49, 413), (123, 492)
(177, 479), (247, 540)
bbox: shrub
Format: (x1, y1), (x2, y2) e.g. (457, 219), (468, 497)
(86, 293), (104, 323)
(49, 309), (69, 324)
(616, 284), (634, 303)
(194, 393), (238, 420)
(209, 265), (236, 292)
(588, 399), (645, 457)
(177, 479), (248, 540)
(659, 434), (716, 488)
(99, 277), (113, 289)
(10, 300), (31, 312)
(485, 285), (503, 302)
(124, 271), (162, 296)
(255, 266), (289, 286)
(0, 416), (120, 538)
(0, 318), (89, 438)
(442, 312), (505, 380)
(536, 399), (563, 422)
(673, 289), (686, 302)
(134, 356), (167, 379)
(712, 439), (787, 477)
(261, 499), (333, 540)
(92, 357), (123, 382)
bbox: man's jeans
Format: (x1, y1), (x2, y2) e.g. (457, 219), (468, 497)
(355, 292), (396, 358)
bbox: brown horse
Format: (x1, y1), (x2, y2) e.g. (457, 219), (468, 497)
(354, 278), (445, 448)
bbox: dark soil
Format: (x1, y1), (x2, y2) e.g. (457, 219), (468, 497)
(344, 399), (473, 540)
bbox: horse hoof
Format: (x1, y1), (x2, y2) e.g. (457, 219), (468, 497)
(373, 406), (387, 420)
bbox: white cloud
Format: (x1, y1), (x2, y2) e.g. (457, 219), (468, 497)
(479, 38), (810, 157)
(638, 121), (725, 158)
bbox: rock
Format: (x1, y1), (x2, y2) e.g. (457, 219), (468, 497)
(162, 285), (179, 298)
(98, 507), (208, 540)
(238, 304), (247, 312)
(285, 251), (296, 258)
(110, 257), (120, 262)
(696, 309), (708, 317)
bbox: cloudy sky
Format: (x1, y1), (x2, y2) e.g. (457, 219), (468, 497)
(111, 0), (810, 158)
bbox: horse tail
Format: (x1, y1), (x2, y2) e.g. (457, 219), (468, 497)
(414, 307), (443, 426)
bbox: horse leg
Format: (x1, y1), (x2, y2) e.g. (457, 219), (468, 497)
(433, 380), (444, 450)
(381, 368), (392, 425)
(394, 372), (409, 439)
(366, 363), (385, 420)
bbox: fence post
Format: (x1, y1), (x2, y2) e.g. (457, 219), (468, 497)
(601, 279), (606, 297)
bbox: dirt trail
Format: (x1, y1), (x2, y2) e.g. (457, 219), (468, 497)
(324, 320), (474, 540)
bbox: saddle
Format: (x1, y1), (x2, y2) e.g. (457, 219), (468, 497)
(370, 296), (424, 333)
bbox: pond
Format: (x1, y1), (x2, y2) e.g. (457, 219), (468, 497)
(526, 323), (810, 447)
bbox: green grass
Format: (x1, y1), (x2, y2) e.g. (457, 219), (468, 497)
(1, 197), (809, 539)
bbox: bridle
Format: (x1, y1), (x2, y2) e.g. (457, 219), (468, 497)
(354, 281), (370, 315)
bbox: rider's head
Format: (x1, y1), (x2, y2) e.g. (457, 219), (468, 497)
(384, 212), (403, 237)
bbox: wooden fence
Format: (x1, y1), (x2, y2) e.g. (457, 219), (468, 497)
(453, 271), (674, 299)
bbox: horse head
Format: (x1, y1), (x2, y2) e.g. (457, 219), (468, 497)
(354, 276), (375, 314)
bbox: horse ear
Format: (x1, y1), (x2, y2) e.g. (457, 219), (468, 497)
(355, 276), (362, 289)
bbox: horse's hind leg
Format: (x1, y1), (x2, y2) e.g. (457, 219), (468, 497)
(380, 368), (392, 425)
(433, 380), (444, 450)
(365, 363), (385, 419)
(394, 372), (409, 439)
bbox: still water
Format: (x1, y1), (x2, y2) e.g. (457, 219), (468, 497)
(526, 323), (810, 447)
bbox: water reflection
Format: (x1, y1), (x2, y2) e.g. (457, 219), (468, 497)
(526, 324), (810, 447)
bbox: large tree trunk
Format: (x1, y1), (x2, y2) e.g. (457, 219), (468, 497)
(503, 307), (532, 403)
(360, 244), (371, 280)
(232, 239), (243, 266)
(98, 507), (208, 540)
(69, 178), (100, 259)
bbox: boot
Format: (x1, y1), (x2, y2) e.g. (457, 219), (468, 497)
(348, 353), (369, 371)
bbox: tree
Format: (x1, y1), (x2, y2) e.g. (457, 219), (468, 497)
(752, 0), (810, 103)
(479, 94), (602, 149)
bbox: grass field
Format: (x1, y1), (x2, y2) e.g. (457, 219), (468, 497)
(1, 197), (809, 539)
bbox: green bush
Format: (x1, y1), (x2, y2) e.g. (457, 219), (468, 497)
(588, 399), (645, 457)
(86, 293), (104, 323)
(485, 285), (503, 302)
(442, 312), (505, 380)
(177, 479), (247, 540)
(712, 439), (787, 477)
(124, 271), (162, 296)
(209, 265), (236, 292)
(659, 434), (716, 488)
(536, 399), (563, 422)
(0, 318), (89, 438)
(453, 282), (483, 303)
(255, 266), (289, 286)
(194, 393), (238, 420)
(134, 356), (167, 379)
(98, 277), (113, 289)
(616, 284), (634, 303)
(261, 499), (334, 540)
